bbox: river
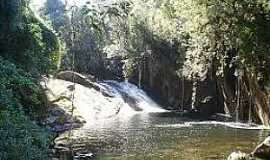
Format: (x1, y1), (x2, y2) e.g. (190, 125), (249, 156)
(51, 80), (269, 160)
(57, 112), (269, 160)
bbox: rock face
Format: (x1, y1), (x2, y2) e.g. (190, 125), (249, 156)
(104, 56), (125, 81)
(126, 54), (191, 110)
(125, 51), (270, 125)
(126, 53), (223, 116)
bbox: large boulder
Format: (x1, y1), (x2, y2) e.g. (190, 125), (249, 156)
(41, 78), (125, 129)
(56, 71), (96, 88)
(227, 137), (270, 160)
(56, 71), (113, 97)
(251, 136), (270, 159)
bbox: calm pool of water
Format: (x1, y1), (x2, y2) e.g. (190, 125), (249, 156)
(61, 112), (270, 160)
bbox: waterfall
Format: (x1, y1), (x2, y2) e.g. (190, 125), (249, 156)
(45, 78), (167, 125)
(98, 80), (166, 113)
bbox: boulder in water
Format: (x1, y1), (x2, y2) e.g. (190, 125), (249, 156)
(227, 151), (251, 160)
(252, 136), (270, 159)
(227, 136), (270, 160)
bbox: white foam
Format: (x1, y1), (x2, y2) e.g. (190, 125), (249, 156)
(156, 121), (266, 130)
(187, 121), (266, 130)
(155, 123), (192, 128)
(100, 81), (167, 113)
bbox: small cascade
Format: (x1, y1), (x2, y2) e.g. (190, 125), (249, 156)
(98, 80), (166, 113)
(45, 78), (166, 126)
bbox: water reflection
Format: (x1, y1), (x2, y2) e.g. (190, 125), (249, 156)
(61, 112), (270, 160)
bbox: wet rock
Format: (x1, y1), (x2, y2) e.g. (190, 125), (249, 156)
(252, 136), (270, 159)
(57, 71), (114, 97)
(56, 71), (97, 89)
(227, 151), (250, 160)
(227, 137), (270, 160)
(58, 150), (73, 160)
(44, 104), (84, 133)
(57, 71), (96, 82)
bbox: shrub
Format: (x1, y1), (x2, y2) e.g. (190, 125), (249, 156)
(0, 58), (53, 160)
(0, 58), (46, 117)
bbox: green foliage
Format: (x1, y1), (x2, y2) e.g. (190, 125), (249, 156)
(171, 0), (270, 77)
(0, 0), (62, 75)
(41, 0), (130, 75)
(0, 110), (52, 160)
(0, 0), (60, 158)
(0, 58), (47, 116)
(0, 58), (53, 160)
(118, 0), (270, 79)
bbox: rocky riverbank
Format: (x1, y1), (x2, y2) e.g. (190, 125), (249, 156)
(228, 137), (270, 160)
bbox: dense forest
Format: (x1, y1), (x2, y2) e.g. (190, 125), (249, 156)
(1, 0), (270, 159)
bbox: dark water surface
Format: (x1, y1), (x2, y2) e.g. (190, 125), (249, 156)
(66, 112), (269, 160)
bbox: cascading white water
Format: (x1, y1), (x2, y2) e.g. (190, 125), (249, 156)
(98, 80), (166, 113)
